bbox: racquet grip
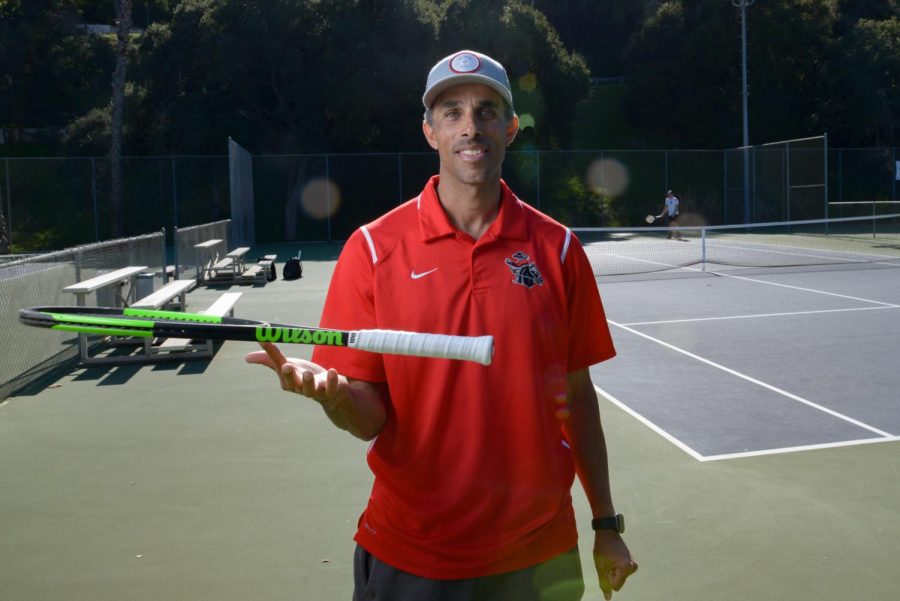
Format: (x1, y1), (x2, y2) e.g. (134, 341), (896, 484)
(351, 330), (493, 366)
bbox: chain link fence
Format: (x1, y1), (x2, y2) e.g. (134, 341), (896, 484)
(1, 232), (167, 400)
(1, 147), (896, 251)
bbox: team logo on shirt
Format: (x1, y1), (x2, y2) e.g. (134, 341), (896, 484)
(505, 251), (544, 289)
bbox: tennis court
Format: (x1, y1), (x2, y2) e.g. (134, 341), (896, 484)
(592, 261), (900, 460)
(1, 241), (899, 600)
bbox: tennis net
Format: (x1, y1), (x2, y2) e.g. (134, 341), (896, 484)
(573, 213), (900, 276)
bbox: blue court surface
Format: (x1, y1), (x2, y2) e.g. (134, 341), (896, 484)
(590, 262), (900, 461)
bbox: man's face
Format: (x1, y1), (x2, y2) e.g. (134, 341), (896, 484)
(423, 83), (518, 188)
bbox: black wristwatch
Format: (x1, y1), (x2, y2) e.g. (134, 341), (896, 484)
(591, 513), (625, 534)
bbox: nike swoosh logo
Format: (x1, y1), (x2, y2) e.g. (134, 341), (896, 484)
(410, 268), (438, 280)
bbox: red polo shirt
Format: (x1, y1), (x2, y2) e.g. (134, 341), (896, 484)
(312, 176), (615, 579)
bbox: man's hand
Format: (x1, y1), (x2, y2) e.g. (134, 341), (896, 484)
(594, 530), (638, 600)
(245, 342), (347, 401)
(245, 342), (386, 440)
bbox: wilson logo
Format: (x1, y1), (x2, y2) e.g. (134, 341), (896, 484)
(255, 327), (346, 346)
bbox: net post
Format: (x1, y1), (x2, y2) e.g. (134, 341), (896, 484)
(873, 200), (876, 238)
(824, 132), (829, 212)
(723, 152), (728, 223)
(701, 226), (707, 271)
(785, 140), (791, 221)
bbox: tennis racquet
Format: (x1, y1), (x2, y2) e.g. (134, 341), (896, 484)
(644, 214), (656, 224)
(19, 306), (494, 366)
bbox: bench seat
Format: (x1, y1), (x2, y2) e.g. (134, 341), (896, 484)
(157, 292), (243, 352)
(210, 257), (234, 271)
(226, 246), (251, 259)
(64, 265), (148, 296)
(131, 278), (197, 310)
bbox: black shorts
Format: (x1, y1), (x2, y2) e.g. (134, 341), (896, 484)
(665, 213), (679, 226)
(352, 544), (584, 601)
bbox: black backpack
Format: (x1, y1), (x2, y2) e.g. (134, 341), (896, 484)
(282, 256), (303, 280)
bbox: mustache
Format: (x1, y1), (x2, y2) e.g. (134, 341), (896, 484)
(452, 140), (490, 152)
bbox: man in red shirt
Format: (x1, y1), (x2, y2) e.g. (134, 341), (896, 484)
(246, 50), (637, 600)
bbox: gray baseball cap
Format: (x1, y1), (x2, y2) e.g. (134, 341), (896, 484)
(422, 50), (514, 111)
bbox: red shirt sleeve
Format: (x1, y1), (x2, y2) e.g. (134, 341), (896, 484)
(564, 234), (616, 371)
(311, 229), (387, 383)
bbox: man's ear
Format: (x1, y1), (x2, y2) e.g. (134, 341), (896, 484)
(505, 114), (519, 147)
(422, 119), (439, 150)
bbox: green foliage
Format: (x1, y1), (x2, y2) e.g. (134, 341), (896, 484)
(531, 0), (645, 76)
(5, 0), (899, 154)
(0, 0), (114, 130)
(620, 0), (898, 147)
(828, 17), (900, 146)
(123, 0), (440, 154)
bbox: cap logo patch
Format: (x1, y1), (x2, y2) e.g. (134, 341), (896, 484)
(450, 52), (481, 74)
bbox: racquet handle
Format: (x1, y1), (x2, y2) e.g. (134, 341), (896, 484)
(350, 330), (493, 366)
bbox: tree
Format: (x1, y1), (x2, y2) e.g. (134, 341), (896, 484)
(531, 0), (645, 77)
(0, 0), (113, 137)
(126, 0), (435, 154)
(624, 0), (838, 148)
(120, 0), (589, 154)
(109, 0), (132, 238)
(828, 17), (900, 146)
(835, 0), (899, 34)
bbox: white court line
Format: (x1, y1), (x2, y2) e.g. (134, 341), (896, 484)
(717, 272), (899, 307)
(699, 435), (900, 462)
(608, 319), (894, 439)
(594, 385), (704, 461)
(595, 384), (900, 462)
(622, 304), (897, 327)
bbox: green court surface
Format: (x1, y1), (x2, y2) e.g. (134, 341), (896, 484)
(1, 243), (898, 601)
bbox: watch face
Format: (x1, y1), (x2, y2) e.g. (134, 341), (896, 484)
(592, 514), (625, 533)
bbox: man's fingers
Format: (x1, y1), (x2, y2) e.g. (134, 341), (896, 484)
(244, 350), (275, 368)
(245, 343), (288, 372)
(609, 566), (626, 591)
(246, 343), (333, 399)
(599, 573), (612, 601)
(260, 342), (288, 367)
(603, 561), (638, 599)
(326, 369), (339, 397)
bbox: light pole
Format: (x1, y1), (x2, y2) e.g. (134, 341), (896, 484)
(733, 0), (755, 223)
